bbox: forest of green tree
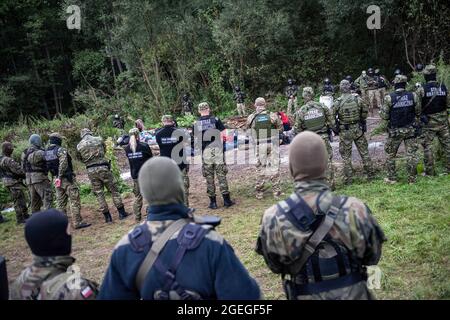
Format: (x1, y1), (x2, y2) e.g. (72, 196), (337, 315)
(0, 0), (449, 124)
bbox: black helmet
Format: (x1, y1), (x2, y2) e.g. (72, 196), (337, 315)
(374, 68), (380, 75)
(367, 68), (374, 76)
(416, 63), (424, 72)
(287, 78), (293, 85)
(394, 69), (402, 76)
(234, 85), (241, 91)
(323, 78), (331, 85)
(182, 94), (189, 100)
(345, 75), (353, 83)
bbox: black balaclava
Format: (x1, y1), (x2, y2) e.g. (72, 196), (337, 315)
(394, 83), (407, 90)
(49, 136), (62, 146)
(25, 209), (72, 257)
(425, 74), (437, 82)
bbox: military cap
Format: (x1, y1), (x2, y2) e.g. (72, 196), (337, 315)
(302, 87), (314, 97)
(49, 132), (63, 140)
(255, 97), (266, 107)
(161, 114), (173, 122)
(80, 128), (92, 138)
(198, 102), (210, 111)
(423, 64), (437, 75)
(393, 74), (408, 84)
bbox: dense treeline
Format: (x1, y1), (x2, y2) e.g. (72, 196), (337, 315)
(0, 0), (449, 124)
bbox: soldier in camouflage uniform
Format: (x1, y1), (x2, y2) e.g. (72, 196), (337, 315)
(234, 85), (246, 116)
(76, 128), (129, 223)
(256, 131), (386, 300)
(380, 75), (421, 184)
(333, 80), (374, 185)
(0, 142), (29, 224)
(416, 64), (450, 175)
(246, 97), (283, 199)
(294, 87), (335, 189)
(45, 133), (90, 229)
(285, 79), (299, 116)
(354, 71), (368, 105)
(10, 209), (98, 300)
(181, 93), (194, 116)
(365, 68), (381, 116)
(194, 103), (234, 209)
(21, 134), (53, 213)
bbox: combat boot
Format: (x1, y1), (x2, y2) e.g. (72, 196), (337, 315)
(103, 211), (113, 223)
(222, 193), (235, 208)
(208, 196), (218, 210)
(75, 221), (92, 230)
(118, 206), (130, 220)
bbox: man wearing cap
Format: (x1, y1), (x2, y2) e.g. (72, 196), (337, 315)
(9, 209), (98, 300)
(294, 87), (335, 189)
(21, 134), (53, 213)
(256, 131), (386, 300)
(124, 128), (153, 222)
(98, 157), (261, 300)
(380, 75), (421, 184)
(76, 128), (129, 223)
(416, 64), (450, 175)
(333, 80), (374, 185)
(285, 79), (299, 116)
(0, 141), (29, 224)
(246, 97), (283, 199)
(45, 133), (90, 229)
(355, 71), (369, 105)
(194, 103), (234, 209)
(155, 115), (190, 206)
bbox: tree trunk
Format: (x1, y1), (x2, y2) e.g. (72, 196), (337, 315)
(45, 46), (61, 115)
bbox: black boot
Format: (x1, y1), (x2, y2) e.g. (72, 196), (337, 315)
(208, 196), (218, 210)
(118, 207), (129, 220)
(103, 211), (113, 223)
(75, 221), (92, 230)
(223, 193), (235, 208)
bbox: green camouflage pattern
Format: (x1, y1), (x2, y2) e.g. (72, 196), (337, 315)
(9, 256), (98, 300)
(254, 142), (281, 198)
(76, 134), (108, 168)
(8, 186), (29, 223)
(247, 110), (283, 141)
(380, 91), (421, 181)
(28, 179), (53, 213)
(334, 93), (366, 125)
(181, 167), (190, 207)
(256, 180), (386, 300)
(202, 147), (229, 197)
(56, 177), (83, 226)
(416, 85), (450, 174)
(21, 145), (49, 184)
(133, 179), (143, 221)
(87, 168), (124, 214)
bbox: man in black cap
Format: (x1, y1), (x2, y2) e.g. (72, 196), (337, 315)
(9, 209), (98, 300)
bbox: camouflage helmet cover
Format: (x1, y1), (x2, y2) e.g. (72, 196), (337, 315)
(49, 132), (63, 140)
(423, 64), (437, 75)
(393, 74), (408, 84)
(198, 102), (210, 111)
(302, 87), (314, 98)
(255, 97), (266, 107)
(340, 80), (351, 92)
(80, 128), (92, 139)
(161, 114), (174, 122)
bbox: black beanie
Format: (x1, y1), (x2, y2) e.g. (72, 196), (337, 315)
(25, 209), (72, 257)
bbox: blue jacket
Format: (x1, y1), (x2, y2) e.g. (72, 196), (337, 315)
(98, 204), (261, 300)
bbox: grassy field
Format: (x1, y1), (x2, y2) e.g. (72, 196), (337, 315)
(0, 171), (449, 300)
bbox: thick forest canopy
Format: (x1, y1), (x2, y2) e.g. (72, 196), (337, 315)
(0, 0), (449, 123)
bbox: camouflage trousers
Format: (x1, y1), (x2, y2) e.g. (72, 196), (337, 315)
(339, 125), (374, 184)
(421, 120), (450, 175)
(181, 167), (190, 207)
(287, 97), (298, 116)
(255, 141), (281, 197)
(87, 168), (124, 214)
(132, 179), (143, 221)
(320, 135), (335, 189)
(385, 129), (419, 182)
(237, 103), (246, 116)
(28, 180), (53, 213)
(202, 147), (230, 198)
(377, 88), (386, 106)
(367, 89), (381, 116)
(56, 178), (83, 227)
(7, 184), (28, 223)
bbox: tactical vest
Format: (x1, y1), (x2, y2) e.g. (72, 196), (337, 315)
(389, 91), (416, 128)
(302, 104), (327, 132)
(252, 112), (274, 140)
(45, 145), (74, 179)
(276, 192), (364, 298)
(23, 148), (46, 174)
(337, 95), (360, 125)
(422, 82), (448, 115)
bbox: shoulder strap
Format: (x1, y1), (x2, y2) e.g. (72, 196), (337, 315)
(135, 219), (190, 292)
(289, 195), (348, 276)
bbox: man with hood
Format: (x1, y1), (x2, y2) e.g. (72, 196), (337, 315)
(9, 209), (98, 300)
(76, 128), (129, 223)
(21, 134), (53, 213)
(98, 157), (261, 300)
(45, 133), (90, 229)
(0, 141), (29, 224)
(256, 131), (386, 300)
(246, 97), (283, 199)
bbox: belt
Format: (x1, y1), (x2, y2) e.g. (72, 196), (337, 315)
(86, 162), (109, 169)
(293, 273), (364, 296)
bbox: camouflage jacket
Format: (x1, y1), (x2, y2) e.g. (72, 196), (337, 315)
(355, 75), (368, 90)
(182, 99), (193, 113)
(48, 144), (74, 180)
(9, 256), (98, 300)
(76, 135), (109, 170)
(285, 85), (299, 98)
(21, 145), (49, 185)
(416, 81), (450, 126)
(246, 110), (283, 138)
(333, 93), (368, 126)
(294, 101), (334, 135)
(380, 89), (421, 135)
(256, 180), (386, 276)
(0, 155), (25, 187)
